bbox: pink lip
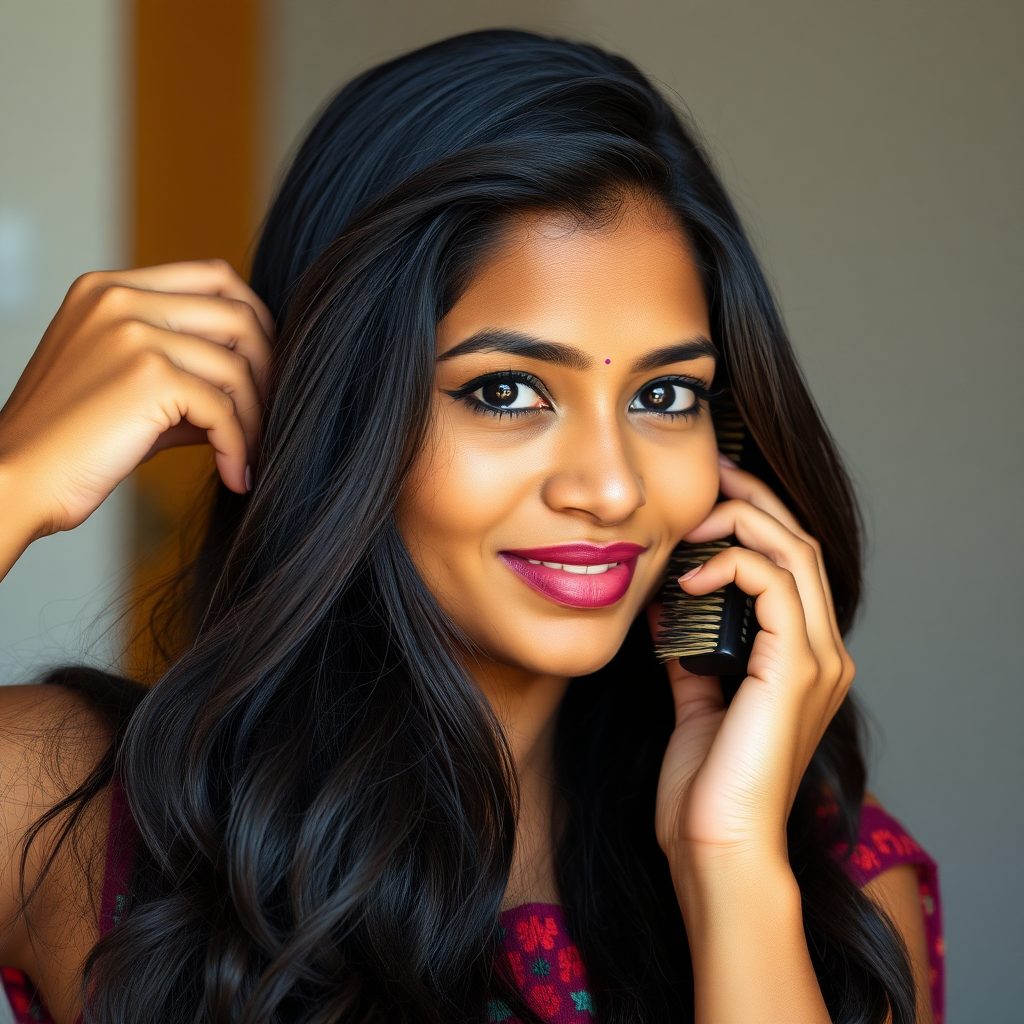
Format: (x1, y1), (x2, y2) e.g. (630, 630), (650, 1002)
(499, 542), (647, 609)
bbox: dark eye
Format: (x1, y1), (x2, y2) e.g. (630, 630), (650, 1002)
(472, 379), (546, 411)
(629, 380), (698, 414)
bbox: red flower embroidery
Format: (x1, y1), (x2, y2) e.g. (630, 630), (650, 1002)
(558, 945), (583, 983)
(871, 829), (921, 858)
(528, 983), (561, 1017)
(517, 915), (559, 952)
(851, 843), (881, 873)
(502, 950), (526, 987)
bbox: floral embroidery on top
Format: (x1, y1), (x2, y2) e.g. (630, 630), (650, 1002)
(498, 904), (595, 1022)
(517, 914), (559, 952)
(496, 805), (944, 1024)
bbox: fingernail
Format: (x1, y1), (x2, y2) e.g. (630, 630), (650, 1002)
(679, 564), (702, 583)
(718, 453), (737, 468)
(245, 465), (253, 492)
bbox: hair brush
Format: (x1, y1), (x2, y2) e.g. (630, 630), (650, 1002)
(654, 393), (763, 680)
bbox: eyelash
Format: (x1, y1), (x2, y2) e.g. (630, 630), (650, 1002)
(444, 371), (718, 420)
(443, 370), (552, 419)
(633, 375), (719, 420)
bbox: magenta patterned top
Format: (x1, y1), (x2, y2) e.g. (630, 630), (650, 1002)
(494, 903), (593, 1022)
(2, 791), (943, 1024)
(492, 804), (945, 1024)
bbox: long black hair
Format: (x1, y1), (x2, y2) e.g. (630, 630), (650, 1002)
(28, 30), (915, 1024)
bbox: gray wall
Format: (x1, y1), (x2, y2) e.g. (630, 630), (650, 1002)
(0, 1), (128, 681)
(270, 2), (1022, 1019)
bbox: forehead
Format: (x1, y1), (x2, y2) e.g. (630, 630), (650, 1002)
(438, 202), (710, 356)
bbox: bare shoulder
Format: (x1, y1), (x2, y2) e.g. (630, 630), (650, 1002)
(860, 792), (934, 1024)
(0, 682), (113, 803)
(0, 683), (113, 963)
(0, 682), (113, 862)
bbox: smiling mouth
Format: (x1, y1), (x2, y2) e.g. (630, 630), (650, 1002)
(499, 542), (647, 608)
(522, 559), (620, 575)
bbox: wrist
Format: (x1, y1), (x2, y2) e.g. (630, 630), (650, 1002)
(673, 859), (829, 1024)
(666, 827), (790, 883)
(0, 458), (45, 575)
(668, 842), (797, 925)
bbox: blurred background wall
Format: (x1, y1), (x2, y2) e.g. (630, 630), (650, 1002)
(1, 1), (1021, 1019)
(0, 0), (127, 678)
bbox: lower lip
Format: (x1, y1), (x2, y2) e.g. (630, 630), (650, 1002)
(499, 554), (639, 608)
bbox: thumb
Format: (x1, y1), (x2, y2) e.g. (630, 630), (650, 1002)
(647, 601), (724, 723)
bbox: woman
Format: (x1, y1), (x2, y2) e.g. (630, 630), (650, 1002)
(0, 30), (940, 1024)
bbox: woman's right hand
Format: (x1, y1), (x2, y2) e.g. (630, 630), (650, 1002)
(0, 260), (273, 544)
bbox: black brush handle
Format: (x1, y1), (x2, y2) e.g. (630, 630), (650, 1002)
(676, 582), (755, 678)
(656, 533), (760, 690)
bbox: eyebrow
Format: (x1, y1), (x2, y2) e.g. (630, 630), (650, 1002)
(437, 328), (719, 374)
(438, 329), (593, 370)
(629, 338), (719, 373)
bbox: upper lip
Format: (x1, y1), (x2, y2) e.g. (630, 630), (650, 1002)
(500, 542), (648, 565)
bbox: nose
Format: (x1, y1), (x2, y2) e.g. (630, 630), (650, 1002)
(540, 411), (646, 525)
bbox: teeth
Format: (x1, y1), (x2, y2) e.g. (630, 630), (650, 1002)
(525, 559), (619, 575)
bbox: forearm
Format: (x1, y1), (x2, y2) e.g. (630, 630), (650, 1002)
(0, 461), (40, 583)
(673, 852), (831, 1024)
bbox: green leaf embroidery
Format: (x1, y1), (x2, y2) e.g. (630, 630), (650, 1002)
(571, 990), (595, 1013)
(487, 998), (513, 1021)
(530, 957), (551, 978)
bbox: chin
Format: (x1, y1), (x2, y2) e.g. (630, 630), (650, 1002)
(494, 618), (634, 678)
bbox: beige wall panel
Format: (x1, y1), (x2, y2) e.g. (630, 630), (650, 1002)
(263, 0), (571, 189)
(0, 0), (127, 683)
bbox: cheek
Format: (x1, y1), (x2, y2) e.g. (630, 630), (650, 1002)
(650, 436), (722, 540)
(396, 416), (527, 584)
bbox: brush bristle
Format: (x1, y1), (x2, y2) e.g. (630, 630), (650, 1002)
(656, 540), (732, 661)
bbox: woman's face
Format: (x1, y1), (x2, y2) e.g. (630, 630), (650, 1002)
(398, 200), (721, 679)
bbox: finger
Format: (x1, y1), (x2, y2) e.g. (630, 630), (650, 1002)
(680, 546), (814, 668)
(666, 668), (725, 735)
(93, 260), (276, 339)
(144, 422), (208, 460)
(154, 329), (264, 459)
(683, 499), (836, 654)
(646, 603), (724, 727)
(718, 458), (842, 636)
(103, 286), (273, 398)
(159, 364), (251, 493)
(717, 458), (805, 537)
(681, 545), (849, 811)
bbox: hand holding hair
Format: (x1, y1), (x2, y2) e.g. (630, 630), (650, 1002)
(0, 260), (273, 576)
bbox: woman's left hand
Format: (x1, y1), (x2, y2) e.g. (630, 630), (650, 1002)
(649, 457), (855, 879)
